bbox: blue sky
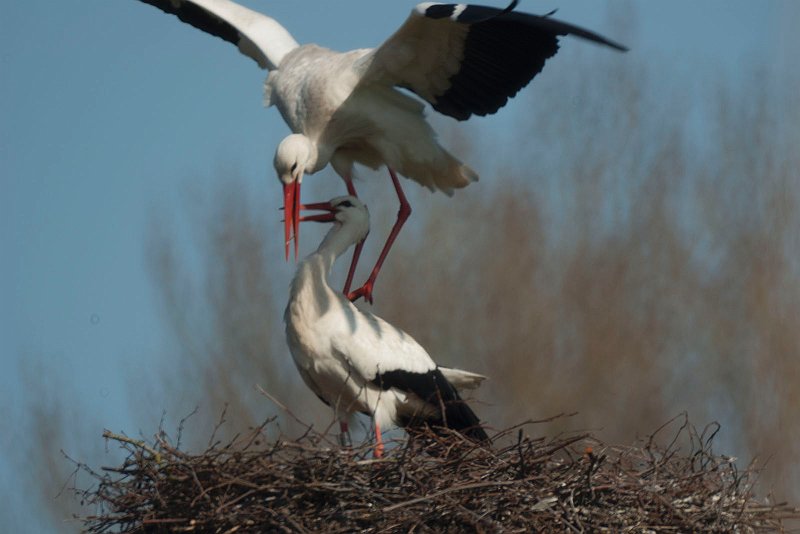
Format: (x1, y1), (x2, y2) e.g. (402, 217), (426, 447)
(1, 1), (795, 530)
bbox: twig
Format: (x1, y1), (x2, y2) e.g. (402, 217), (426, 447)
(102, 429), (162, 463)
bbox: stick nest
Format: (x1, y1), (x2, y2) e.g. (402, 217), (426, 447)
(73, 413), (798, 533)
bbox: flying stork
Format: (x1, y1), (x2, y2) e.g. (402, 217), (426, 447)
(285, 196), (488, 455)
(135, 0), (627, 303)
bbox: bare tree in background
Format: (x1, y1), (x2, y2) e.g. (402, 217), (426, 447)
(11, 361), (109, 533)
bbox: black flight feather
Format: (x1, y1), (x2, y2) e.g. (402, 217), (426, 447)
(138, 1), (240, 46)
(372, 368), (488, 442)
(420, 3), (628, 120)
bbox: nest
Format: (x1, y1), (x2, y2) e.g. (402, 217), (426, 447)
(73, 413), (798, 533)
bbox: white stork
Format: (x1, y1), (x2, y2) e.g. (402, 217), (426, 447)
(136, 0), (627, 303)
(285, 196), (488, 455)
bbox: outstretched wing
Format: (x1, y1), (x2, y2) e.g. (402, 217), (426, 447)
(360, 1), (627, 120)
(136, 0), (299, 69)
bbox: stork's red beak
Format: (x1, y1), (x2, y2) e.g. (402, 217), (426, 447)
(283, 181), (301, 260)
(298, 201), (337, 223)
(282, 197), (336, 258)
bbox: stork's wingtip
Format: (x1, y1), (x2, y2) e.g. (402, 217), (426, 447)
(611, 41), (630, 53)
(602, 36), (630, 53)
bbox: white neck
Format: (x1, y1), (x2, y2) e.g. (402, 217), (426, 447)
(308, 140), (333, 174)
(316, 221), (362, 265)
(287, 222), (360, 316)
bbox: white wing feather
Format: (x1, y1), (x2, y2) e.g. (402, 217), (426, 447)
(357, 7), (466, 103)
(327, 308), (438, 381)
(188, 0), (298, 69)
(440, 367), (486, 390)
(140, 0), (299, 69)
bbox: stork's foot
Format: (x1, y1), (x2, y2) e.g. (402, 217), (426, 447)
(347, 281), (374, 305)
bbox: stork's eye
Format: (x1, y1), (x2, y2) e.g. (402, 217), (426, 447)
(339, 200), (353, 208)
(290, 162), (297, 172)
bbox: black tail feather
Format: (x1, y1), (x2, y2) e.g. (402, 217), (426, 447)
(373, 368), (489, 442)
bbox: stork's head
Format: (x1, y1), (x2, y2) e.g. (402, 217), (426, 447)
(299, 196), (369, 244)
(274, 134), (316, 260)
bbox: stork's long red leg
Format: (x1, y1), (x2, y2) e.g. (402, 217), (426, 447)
(344, 176), (357, 197)
(342, 177), (366, 296)
(348, 167), (411, 304)
(373, 420), (384, 459)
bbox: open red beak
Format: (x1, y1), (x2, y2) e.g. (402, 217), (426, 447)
(282, 194), (337, 259)
(298, 201), (337, 223)
(283, 181), (301, 260)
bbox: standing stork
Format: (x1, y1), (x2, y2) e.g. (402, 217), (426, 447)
(285, 196), (488, 455)
(136, 0), (627, 303)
